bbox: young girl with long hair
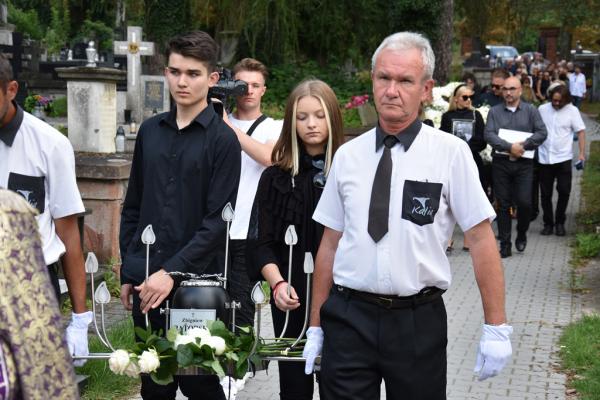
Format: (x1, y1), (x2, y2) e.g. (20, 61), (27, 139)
(247, 79), (344, 400)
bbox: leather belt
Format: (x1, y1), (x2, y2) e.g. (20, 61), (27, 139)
(334, 284), (445, 309)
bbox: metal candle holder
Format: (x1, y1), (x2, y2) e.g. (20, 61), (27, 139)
(74, 204), (321, 375)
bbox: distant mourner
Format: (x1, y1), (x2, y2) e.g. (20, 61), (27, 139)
(303, 32), (512, 399)
(538, 84), (586, 237)
(484, 76), (547, 258)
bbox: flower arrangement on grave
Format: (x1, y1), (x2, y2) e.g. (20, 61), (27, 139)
(423, 81), (492, 163)
(108, 321), (259, 384)
(24, 94), (54, 114)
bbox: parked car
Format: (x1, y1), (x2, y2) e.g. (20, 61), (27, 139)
(485, 45), (519, 66)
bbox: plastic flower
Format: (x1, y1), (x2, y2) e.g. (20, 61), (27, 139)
(138, 349), (160, 373)
(204, 335), (227, 355)
(108, 349), (131, 374)
(174, 334), (196, 349)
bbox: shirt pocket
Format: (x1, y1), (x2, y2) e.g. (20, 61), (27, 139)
(401, 180), (443, 226)
(8, 172), (45, 213)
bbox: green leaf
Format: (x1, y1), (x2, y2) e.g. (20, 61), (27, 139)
(211, 359), (225, 377)
(177, 344), (194, 367)
(134, 326), (151, 342)
(166, 327), (179, 342)
(155, 338), (173, 353)
(150, 370), (174, 385)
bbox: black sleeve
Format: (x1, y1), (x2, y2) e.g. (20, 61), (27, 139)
(523, 105), (548, 151)
(468, 110), (487, 153)
(246, 168), (282, 282)
(440, 112), (452, 134)
(119, 125), (145, 285)
(163, 124), (241, 274)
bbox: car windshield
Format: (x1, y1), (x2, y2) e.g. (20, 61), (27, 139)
(491, 47), (518, 59)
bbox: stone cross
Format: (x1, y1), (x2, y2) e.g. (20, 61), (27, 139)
(113, 26), (155, 123)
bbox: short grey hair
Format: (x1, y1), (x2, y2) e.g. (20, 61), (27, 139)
(371, 32), (435, 80)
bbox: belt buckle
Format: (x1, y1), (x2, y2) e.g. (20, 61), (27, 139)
(378, 296), (394, 309)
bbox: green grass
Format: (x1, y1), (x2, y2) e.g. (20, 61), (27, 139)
(75, 318), (140, 400)
(559, 314), (600, 399)
(581, 100), (600, 117)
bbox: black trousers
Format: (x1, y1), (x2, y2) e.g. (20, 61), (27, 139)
(532, 157), (540, 216)
(319, 288), (447, 400)
(132, 292), (226, 400)
(228, 240), (256, 327)
(539, 160), (573, 227)
(271, 299), (314, 400)
(492, 157), (533, 244)
(48, 262), (61, 301)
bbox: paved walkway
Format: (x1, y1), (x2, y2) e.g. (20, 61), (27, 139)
(119, 115), (598, 399)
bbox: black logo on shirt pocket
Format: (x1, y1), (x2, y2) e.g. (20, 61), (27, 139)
(401, 180), (442, 226)
(8, 172), (45, 213)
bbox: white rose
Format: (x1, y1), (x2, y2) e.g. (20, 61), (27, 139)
(204, 335), (227, 355)
(187, 327), (211, 342)
(138, 349), (161, 373)
(108, 349), (130, 374)
(124, 359), (140, 377)
(174, 334), (195, 349)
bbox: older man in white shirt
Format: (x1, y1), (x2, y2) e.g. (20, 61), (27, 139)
(302, 32), (512, 400)
(538, 84), (586, 236)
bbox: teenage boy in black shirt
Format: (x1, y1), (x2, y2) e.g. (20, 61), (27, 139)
(119, 31), (241, 400)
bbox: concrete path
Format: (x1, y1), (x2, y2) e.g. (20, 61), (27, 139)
(122, 115), (598, 399)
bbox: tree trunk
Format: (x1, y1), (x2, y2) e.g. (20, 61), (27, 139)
(433, 0), (454, 85)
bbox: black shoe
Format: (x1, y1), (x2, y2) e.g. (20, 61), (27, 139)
(540, 225), (554, 235)
(515, 233), (527, 252)
(500, 243), (512, 258)
(555, 224), (566, 236)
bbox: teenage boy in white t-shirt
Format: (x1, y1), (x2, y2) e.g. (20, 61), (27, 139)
(223, 58), (282, 326)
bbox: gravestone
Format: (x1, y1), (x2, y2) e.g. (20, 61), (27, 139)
(113, 26), (155, 124)
(56, 66), (126, 153)
(0, 0), (13, 46)
(141, 75), (169, 119)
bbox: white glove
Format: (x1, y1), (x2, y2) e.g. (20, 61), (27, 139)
(303, 327), (324, 375)
(474, 323), (513, 381)
(66, 311), (94, 367)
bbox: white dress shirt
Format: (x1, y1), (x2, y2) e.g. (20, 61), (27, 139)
(228, 114), (282, 240)
(0, 110), (84, 265)
(537, 103), (585, 165)
(313, 124), (495, 296)
(568, 72), (587, 97)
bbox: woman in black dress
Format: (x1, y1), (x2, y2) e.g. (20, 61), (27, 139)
(247, 79), (344, 400)
(440, 83), (487, 250)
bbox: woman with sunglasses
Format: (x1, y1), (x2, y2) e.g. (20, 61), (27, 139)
(246, 79), (344, 400)
(440, 83), (487, 251)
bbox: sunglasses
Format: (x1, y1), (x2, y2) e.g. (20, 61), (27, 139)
(312, 159), (326, 188)
(492, 84), (502, 90)
(461, 95), (474, 101)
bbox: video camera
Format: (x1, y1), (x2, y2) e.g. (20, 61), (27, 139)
(209, 67), (248, 115)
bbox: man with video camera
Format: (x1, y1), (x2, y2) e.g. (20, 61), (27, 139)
(221, 58), (283, 327)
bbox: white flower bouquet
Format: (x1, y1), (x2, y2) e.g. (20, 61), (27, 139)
(108, 321), (258, 385)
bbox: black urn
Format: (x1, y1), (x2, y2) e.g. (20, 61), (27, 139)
(172, 280), (231, 324)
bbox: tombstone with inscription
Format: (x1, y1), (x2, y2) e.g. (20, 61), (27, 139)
(113, 26), (155, 124)
(141, 75), (170, 119)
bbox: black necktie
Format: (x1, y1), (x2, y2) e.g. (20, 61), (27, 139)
(368, 135), (397, 242)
